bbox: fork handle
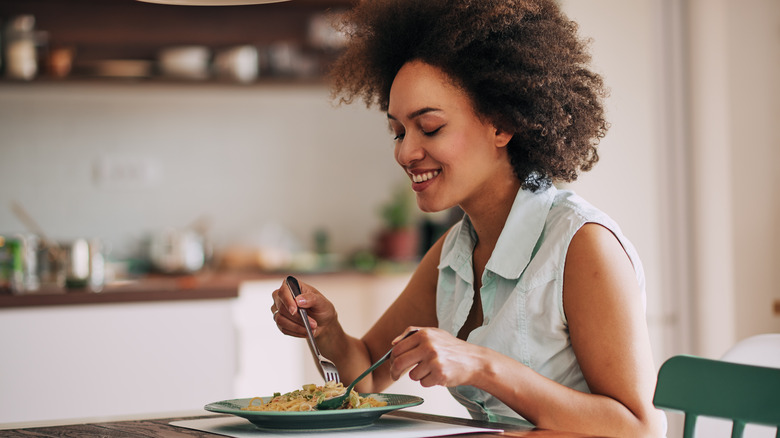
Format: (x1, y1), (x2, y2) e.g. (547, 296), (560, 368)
(286, 276), (322, 357)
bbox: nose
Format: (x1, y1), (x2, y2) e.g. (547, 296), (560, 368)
(394, 135), (425, 168)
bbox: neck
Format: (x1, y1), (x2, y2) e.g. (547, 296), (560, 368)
(462, 178), (522, 252)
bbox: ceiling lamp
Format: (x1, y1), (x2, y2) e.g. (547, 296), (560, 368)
(137, 0), (289, 5)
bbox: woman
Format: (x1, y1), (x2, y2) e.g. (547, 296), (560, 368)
(271, 0), (666, 436)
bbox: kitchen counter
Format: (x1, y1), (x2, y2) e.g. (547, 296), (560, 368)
(0, 272), (245, 308)
(0, 266), (416, 309)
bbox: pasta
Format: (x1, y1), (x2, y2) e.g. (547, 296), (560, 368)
(242, 381), (387, 412)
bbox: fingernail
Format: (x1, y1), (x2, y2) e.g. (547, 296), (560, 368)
(295, 296), (307, 306)
(392, 328), (418, 344)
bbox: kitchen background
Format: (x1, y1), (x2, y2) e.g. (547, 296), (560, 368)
(1, 0), (778, 435)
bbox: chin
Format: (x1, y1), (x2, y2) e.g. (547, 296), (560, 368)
(416, 198), (454, 214)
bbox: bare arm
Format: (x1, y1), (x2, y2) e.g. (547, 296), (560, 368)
(475, 224), (664, 436)
(271, 232), (445, 393)
(387, 224), (665, 437)
(353, 233), (443, 392)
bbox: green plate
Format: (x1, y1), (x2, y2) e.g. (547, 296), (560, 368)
(204, 393), (424, 430)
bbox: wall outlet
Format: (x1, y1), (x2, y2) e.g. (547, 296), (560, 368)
(93, 156), (162, 188)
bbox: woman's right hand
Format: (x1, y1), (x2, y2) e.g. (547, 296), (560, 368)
(270, 278), (338, 339)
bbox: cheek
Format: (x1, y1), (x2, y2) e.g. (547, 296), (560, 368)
(436, 133), (472, 164)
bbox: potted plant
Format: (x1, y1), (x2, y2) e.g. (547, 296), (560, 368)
(375, 185), (420, 262)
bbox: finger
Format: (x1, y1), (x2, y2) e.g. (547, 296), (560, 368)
(408, 354), (449, 385)
(389, 344), (425, 380)
(391, 327), (420, 345)
(271, 289), (293, 327)
(278, 282), (300, 316)
(278, 324), (309, 338)
(277, 295), (319, 329)
(274, 311), (311, 337)
(418, 371), (443, 388)
(407, 362), (432, 383)
(391, 358), (425, 381)
(390, 328), (425, 359)
(271, 287), (294, 320)
(273, 299), (321, 332)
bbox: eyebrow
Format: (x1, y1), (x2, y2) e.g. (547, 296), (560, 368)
(387, 107), (443, 121)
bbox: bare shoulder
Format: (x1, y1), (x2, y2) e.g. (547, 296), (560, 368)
(565, 222), (633, 270)
(563, 222), (641, 324)
(563, 222), (656, 396)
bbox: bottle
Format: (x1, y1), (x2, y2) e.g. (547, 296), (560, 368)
(0, 17), (4, 76)
(0, 235), (27, 294)
(4, 15), (38, 80)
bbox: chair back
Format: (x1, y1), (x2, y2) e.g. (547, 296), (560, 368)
(653, 354), (780, 438)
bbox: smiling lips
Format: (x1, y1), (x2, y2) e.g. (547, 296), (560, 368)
(410, 170), (440, 183)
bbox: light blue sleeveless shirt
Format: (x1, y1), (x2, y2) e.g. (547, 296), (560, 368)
(436, 185), (646, 425)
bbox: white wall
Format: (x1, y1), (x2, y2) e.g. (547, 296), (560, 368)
(558, 0), (674, 363)
(0, 83), (400, 259)
(681, 0), (780, 357)
(725, 0), (780, 348)
(559, 0), (780, 365)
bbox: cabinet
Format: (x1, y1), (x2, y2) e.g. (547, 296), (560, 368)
(0, 298), (236, 424)
(0, 0), (354, 82)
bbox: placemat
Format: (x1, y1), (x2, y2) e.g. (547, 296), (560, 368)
(170, 415), (502, 437)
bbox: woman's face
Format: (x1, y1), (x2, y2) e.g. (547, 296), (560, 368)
(387, 61), (514, 214)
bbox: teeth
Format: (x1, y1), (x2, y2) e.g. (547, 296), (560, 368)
(412, 170), (440, 183)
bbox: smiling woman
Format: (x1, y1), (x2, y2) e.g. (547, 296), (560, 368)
(267, 1), (667, 437)
(386, 61), (514, 214)
(330, 0), (606, 193)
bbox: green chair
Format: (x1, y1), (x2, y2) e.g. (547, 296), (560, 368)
(653, 355), (780, 438)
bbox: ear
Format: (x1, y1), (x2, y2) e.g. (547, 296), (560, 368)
(494, 128), (513, 149)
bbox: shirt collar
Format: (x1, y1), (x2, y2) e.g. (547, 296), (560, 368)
(438, 185), (557, 282)
(487, 185), (556, 279)
(438, 212), (477, 284)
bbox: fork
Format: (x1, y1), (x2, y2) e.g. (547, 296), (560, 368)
(316, 329), (418, 410)
(286, 276), (340, 384)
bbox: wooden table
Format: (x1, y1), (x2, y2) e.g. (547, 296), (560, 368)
(1, 411), (593, 437)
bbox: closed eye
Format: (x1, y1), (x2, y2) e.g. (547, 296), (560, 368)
(422, 125), (444, 137)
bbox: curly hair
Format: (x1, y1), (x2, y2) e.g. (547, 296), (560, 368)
(328, 0), (608, 191)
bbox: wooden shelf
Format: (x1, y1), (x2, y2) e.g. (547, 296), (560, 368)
(0, 0), (354, 81)
(0, 74), (330, 87)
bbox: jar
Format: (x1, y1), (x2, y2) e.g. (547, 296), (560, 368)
(0, 236), (23, 293)
(0, 234), (40, 294)
(4, 15), (38, 80)
(60, 238), (105, 292)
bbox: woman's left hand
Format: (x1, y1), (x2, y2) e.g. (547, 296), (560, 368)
(388, 327), (486, 388)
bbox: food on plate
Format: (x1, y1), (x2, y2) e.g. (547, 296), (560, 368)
(242, 381), (387, 411)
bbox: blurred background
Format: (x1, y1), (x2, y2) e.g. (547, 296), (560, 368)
(0, 0), (778, 434)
